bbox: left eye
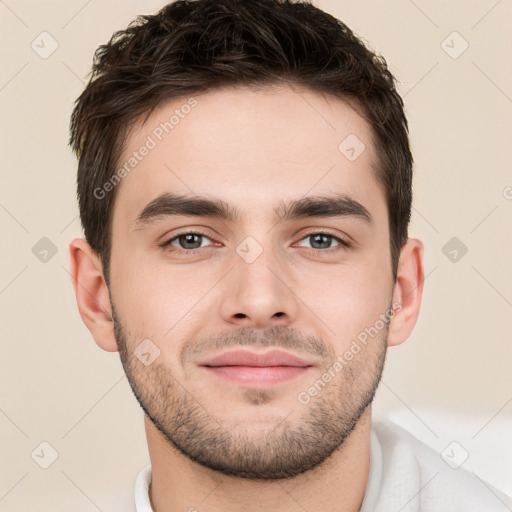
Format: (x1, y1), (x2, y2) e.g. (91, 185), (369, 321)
(296, 233), (346, 250)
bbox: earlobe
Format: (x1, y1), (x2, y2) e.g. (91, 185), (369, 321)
(69, 238), (119, 352)
(387, 238), (425, 347)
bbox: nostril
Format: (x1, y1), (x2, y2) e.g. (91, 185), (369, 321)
(234, 313), (246, 318)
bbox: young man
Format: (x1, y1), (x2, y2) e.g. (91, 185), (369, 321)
(68, 0), (511, 510)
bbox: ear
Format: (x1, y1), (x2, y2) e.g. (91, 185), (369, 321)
(69, 238), (118, 352)
(387, 238), (424, 347)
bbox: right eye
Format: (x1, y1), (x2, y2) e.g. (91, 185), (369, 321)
(161, 231), (216, 252)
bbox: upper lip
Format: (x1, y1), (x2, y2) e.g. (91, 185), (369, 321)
(199, 349), (313, 367)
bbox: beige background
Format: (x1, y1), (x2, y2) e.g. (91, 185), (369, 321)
(1, 0), (511, 510)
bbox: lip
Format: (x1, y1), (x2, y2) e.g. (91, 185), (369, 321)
(199, 349), (314, 386)
(200, 349), (312, 367)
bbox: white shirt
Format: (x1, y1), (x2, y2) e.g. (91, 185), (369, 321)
(135, 421), (512, 511)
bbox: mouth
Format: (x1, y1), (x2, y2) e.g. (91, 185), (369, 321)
(198, 349), (314, 386)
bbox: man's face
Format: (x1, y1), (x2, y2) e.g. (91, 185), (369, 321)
(108, 85), (395, 478)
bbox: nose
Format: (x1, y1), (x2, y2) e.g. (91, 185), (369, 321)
(218, 245), (299, 330)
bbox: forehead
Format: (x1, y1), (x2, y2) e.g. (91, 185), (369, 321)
(112, 85), (386, 227)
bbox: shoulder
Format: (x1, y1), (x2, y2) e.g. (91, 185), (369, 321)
(362, 421), (512, 512)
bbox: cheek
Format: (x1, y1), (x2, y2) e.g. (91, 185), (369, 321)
(298, 261), (392, 347)
(111, 254), (218, 339)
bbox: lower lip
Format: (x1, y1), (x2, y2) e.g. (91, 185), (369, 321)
(203, 365), (311, 385)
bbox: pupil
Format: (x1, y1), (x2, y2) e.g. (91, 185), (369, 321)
(312, 234), (330, 249)
(181, 234), (201, 249)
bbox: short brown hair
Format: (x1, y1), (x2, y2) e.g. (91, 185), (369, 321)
(70, 0), (413, 284)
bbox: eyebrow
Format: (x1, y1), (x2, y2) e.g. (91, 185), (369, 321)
(133, 192), (373, 228)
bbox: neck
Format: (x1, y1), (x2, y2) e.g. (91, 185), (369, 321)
(145, 406), (372, 512)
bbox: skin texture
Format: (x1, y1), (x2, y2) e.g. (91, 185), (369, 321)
(70, 84), (424, 512)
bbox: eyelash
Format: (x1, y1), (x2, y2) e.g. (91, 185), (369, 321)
(159, 229), (351, 255)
